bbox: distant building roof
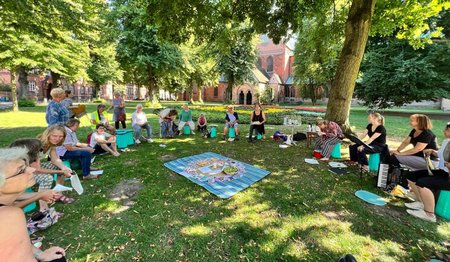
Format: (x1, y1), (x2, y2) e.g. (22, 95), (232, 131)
(251, 68), (269, 83)
(285, 76), (294, 85)
(269, 73), (283, 84)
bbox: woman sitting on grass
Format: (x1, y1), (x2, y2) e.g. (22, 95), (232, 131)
(390, 114), (438, 171)
(89, 124), (120, 157)
(314, 118), (343, 161)
(248, 103), (266, 143)
(0, 147), (66, 262)
(348, 112), (387, 172)
(57, 119), (100, 180)
(39, 125), (75, 204)
(9, 138), (61, 211)
(403, 122), (450, 223)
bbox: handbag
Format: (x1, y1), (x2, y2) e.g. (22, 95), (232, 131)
(118, 112), (126, 122)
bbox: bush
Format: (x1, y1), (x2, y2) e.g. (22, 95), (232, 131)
(18, 99), (36, 107)
(0, 83), (11, 92)
(92, 98), (106, 104)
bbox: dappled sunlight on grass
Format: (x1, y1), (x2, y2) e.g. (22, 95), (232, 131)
(181, 224), (213, 237)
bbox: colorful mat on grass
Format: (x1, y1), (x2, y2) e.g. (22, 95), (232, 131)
(163, 152), (271, 198)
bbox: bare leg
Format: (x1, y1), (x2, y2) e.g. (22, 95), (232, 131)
(100, 143), (115, 155)
(223, 127), (228, 136)
(418, 187), (436, 214)
(234, 126), (239, 135)
(408, 180), (423, 202)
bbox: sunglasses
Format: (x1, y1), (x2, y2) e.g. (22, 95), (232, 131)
(6, 160), (29, 180)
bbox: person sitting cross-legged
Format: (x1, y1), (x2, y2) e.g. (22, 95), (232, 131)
(314, 118), (343, 161)
(90, 124), (120, 157)
(404, 123), (450, 223)
(132, 103), (153, 144)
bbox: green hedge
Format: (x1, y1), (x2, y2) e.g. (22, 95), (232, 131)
(18, 99), (36, 107)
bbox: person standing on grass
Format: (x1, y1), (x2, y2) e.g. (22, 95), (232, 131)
(314, 119), (343, 161)
(404, 122), (450, 223)
(390, 114), (438, 171)
(178, 104), (195, 134)
(248, 103), (266, 143)
(132, 104), (154, 144)
(90, 124), (120, 157)
(112, 92), (126, 129)
(56, 119), (100, 180)
(61, 90), (74, 118)
(348, 112), (388, 172)
(0, 147), (67, 262)
(223, 105), (240, 140)
(45, 88), (70, 126)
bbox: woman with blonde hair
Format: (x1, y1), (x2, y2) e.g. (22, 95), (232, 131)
(39, 124), (74, 204)
(348, 112), (388, 172)
(0, 147), (66, 261)
(390, 114), (438, 170)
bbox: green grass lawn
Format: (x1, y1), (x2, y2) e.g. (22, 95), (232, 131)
(0, 103), (449, 261)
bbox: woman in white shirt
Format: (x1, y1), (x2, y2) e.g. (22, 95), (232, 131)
(404, 122), (450, 222)
(132, 104), (153, 144)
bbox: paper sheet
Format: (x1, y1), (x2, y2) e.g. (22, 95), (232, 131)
(304, 158), (319, 165)
(53, 184), (73, 192)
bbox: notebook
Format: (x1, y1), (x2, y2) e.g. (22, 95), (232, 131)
(328, 168), (348, 175)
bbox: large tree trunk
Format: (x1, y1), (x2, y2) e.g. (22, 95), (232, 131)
(325, 0), (376, 132)
(17, 67), (28, 99)
(10, 70), (18, 112)
(225, 75), (234, 102)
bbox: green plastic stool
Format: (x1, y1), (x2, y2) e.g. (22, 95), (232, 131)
(257, 133), (262, 140)
(331, 143), (341, 158)
(436, 190), (450, 220)
(368, 153), (381, 172)
(23, 188), (36, 213)
(228, 127), (235, 138)
(53, 161), (71, 182)
(183, 125), (190, 135)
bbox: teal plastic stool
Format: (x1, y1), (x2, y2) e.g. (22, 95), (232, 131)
(331, 143), (341, 158)
(183, 125), (190, 135)
(368, 153), (380, 172)
(257, 133), (262, 140)
(228, 127), (235, 138)
(54, 160), (72, 182)
(436, 190), (450, 220)
(210, 127), (217, 138)
(23, 188), (36, 213)
(116, 130), (134, 149)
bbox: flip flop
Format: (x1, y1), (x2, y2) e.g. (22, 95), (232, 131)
(56, 195), (74, 204)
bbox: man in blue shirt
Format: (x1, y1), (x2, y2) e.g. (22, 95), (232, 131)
(46, 88), (70, 126)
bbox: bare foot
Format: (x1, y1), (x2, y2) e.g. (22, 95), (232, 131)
(112, 152), (120, 157)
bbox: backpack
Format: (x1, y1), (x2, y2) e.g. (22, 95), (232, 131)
(273, 131), (287, 142)
(293, 132), (307, 141)
(86, 132), (93, 145)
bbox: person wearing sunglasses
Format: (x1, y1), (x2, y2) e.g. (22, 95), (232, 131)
(0, 147), (67, 261)
(403, 123), (450, 222)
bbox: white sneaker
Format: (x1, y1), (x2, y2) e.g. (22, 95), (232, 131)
(406, 209), (436, 223)
(147, 138), (154, 143)
(404, 201), (424, 210)
(135, 139), (141, 144)
(191, 131), (195, 135)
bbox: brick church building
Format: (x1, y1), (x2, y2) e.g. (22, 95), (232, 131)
(180, 35), (301, 104)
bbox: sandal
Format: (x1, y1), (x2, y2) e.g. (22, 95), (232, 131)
(90, 166), (101, 171)
(56, 195), (74, 204)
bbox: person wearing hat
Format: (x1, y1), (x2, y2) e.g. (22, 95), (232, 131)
(90, 104), (116, 134)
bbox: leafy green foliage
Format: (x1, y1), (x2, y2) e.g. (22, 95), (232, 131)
(18, 99), (36, 107)
(356, 40), (450, 108)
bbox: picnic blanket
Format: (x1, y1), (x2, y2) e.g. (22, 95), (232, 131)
(163, 152), (271, 198)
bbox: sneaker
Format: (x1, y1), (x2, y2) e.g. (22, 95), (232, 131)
(135, 139), (141, 144)
(405, 201), (424, 210)
(83, 174), (99, 180)
(406, 209), (436, 222)
(235, 135), (240, 141)
(191, 131), (195, 135)
(147, 138), (154, 143)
